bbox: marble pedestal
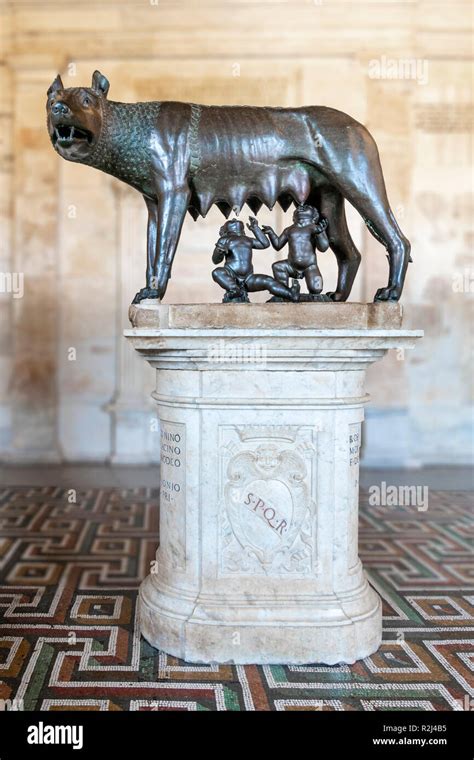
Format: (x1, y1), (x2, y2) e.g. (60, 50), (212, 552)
(125, 302), (422, 664)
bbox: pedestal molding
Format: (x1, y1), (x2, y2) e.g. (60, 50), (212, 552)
(152, 392), (371, 409)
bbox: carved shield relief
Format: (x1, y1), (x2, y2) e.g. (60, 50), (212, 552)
(219, 426), (317, 576)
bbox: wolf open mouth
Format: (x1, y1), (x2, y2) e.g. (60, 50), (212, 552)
(52, 124), (93, 146)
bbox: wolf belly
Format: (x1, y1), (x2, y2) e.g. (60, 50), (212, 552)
(188, 105), (329, 219)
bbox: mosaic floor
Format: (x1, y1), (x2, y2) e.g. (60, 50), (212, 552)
(0, 486), (472, 711)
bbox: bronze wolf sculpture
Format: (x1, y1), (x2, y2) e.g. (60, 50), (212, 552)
(47, 70), (411, 304)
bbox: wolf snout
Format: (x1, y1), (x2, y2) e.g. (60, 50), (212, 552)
(51, 101), (70, 116)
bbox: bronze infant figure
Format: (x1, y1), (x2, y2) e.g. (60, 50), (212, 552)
(47, 70), (411, 304)
(211, 217), (300, 303)
(263, 205), (330, 298)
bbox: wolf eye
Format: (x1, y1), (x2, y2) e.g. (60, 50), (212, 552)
(83, 96), (90, 106)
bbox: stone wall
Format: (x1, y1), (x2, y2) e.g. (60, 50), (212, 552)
(0, 0), (472, 465)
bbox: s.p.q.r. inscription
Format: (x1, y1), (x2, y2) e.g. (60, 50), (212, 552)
(243, 492), (288, 536)
(219, 426), (317, 576)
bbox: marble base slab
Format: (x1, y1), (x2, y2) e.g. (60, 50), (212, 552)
(129, 300), (403, 330)
(125, 303), (422, 664)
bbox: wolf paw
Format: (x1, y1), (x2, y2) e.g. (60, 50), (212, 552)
(326, 291), (346, 302)
(374, 286), (401, 302)
(132, 287), (160, 304)
(223, 289), (249, 303)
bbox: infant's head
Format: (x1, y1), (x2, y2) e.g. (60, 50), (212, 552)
(220, 219), (245, 236)
(293, 205), (319, 225)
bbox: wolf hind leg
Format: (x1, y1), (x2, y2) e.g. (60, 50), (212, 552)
(318, 187), (361, 301)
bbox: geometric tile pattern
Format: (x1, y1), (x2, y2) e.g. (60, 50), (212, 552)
(0, 486), (472, 711)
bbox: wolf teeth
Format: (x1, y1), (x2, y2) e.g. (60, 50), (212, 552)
(55, 125), (75, 142)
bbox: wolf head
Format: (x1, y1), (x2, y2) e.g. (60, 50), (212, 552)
(47, 70), (110, 162)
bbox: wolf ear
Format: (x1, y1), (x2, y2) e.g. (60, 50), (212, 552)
(47, 75), (64, 97)
(91, 70), (110, 97)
